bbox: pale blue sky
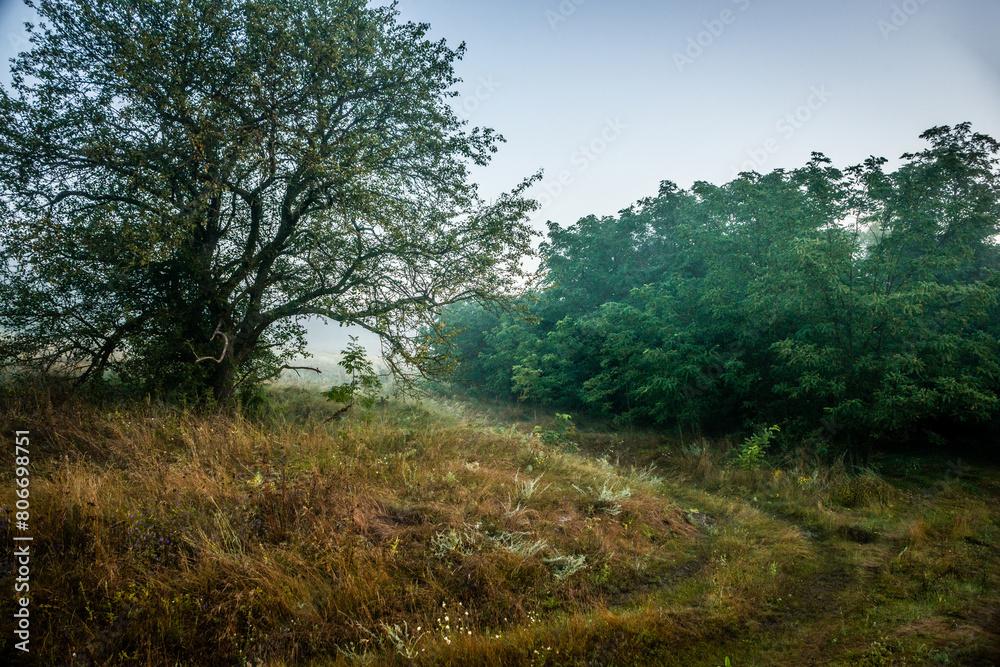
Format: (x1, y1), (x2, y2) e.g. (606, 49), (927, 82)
(2, 0), (998, 354)
(389, 0), (1000, 226)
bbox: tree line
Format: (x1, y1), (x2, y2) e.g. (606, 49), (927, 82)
(435, 124), (1000, 460)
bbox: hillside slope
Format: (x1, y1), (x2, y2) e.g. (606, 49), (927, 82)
(0, 387), (998, 665)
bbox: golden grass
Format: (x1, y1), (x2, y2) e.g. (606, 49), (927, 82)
(0, 386), (998, 665)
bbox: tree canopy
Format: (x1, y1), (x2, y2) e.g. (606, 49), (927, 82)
(0, 0), (539, 405)
(437, 124), (1000, 460)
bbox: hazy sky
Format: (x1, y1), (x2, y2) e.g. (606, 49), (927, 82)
(2, 0), (998, 353)
(387, 0), (1000, 224)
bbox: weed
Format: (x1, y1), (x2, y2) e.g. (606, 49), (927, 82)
(831, 473), (896, 508)
(488, 530), (548, 557)
(574, 477), (633, 516)
(513, 472), (551, 503)
(733, 425), (779, 471)
(533, 413), (579, 452)
(431, 527), (476, 558)
(544, 553), (588, 580)
(379, 620), (426, 659)
(630, 462), (663, 488)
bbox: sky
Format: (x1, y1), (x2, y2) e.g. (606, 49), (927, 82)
(2, 0), (999, 354)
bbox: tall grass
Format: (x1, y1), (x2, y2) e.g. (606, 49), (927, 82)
(0, 386), (997, 665)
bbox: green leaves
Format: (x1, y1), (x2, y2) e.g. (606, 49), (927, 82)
(0, 0), (538, 404)
(532, 413), (579, 452)
(436, 124), (1000, 455)
(733, 425), (779, 471)
(322, 336), (381, 409)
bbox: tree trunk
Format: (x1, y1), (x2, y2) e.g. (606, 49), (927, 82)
(212, 357), (238, 409)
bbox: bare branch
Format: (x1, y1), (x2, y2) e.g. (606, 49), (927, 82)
(323, 402), (354, 423)
(191, 322), (230, 364)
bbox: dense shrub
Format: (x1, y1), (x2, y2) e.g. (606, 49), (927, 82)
(435, 125), (1000, 459)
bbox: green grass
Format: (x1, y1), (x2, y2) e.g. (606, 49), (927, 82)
(0, 386), (998, 665)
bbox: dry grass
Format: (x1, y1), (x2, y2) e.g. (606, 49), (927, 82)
(0, 386), (998, 665)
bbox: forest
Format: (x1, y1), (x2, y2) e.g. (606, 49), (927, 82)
(436, 125), (1000, 465)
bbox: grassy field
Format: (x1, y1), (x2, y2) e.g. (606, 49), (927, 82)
(272, 350), (391, 389)
(1, 384), (998, 666)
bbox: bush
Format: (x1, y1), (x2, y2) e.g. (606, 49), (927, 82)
(533, 413), (580, 452)
(732, 425), (780, 471)
(831, 474), (896, 508)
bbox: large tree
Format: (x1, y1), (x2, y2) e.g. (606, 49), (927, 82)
(0, 0), (538, 404)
